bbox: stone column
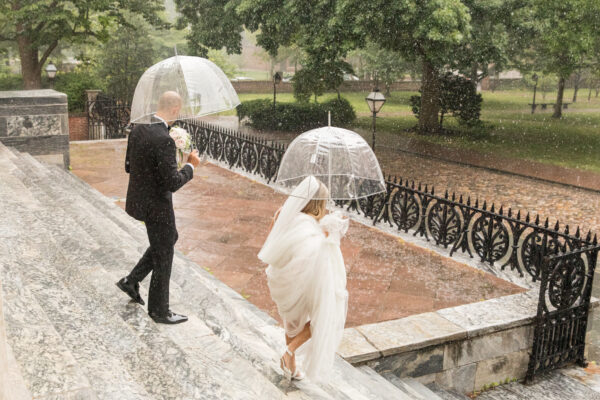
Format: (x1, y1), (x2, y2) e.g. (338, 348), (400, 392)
(0, 89), (70, 168)
(85, 89), (101, 103)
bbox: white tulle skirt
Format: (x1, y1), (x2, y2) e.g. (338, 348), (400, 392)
(264, 212), (348, 382)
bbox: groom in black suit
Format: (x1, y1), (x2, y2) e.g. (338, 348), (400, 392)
(117, 91), (201, 324)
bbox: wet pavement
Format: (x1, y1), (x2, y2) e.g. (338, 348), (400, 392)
(69, 139), (522, 328)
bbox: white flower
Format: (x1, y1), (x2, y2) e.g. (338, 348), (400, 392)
(169, 127), (191, 151)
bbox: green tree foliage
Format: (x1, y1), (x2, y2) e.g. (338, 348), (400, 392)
(453, 0), (535, 85)
(337, 0), (472, 133)
(529, 0), (600, 117)
(0, 0), (165, 89)
(54, 66), (104, 112)
(292, 68), (325, 103)
(410, 73), (482, 129)
(175, 0), (244, 57)
(349, 43), (411, 95)
(207, 49), (238, 78)
(97, 17), (155, 103)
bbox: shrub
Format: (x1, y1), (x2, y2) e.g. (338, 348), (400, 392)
(54, 68), (104, 112)
(237, 98), (356, 132)
(0, 72), (24, 90)
(411, 72), (483, 129)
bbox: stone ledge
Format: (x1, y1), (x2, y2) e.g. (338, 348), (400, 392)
(337, 328), (381, 364)
(0, 89), (67, 105)
(355, 312), (467, 357)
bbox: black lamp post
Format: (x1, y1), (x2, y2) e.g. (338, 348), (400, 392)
(273, 72), (282, 109)
(45, 61), (57, 88)
(531, 73), (539, 114)
(365, 88), (386, 150)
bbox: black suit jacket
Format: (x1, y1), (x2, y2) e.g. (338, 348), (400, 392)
(125, 121), (193, 225)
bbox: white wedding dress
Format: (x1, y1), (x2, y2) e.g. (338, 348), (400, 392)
(258, 176), (349, 382)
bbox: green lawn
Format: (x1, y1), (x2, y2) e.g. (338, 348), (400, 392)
(227, 90), (600, 173)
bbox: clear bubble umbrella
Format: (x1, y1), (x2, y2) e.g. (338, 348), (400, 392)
(129, 55), (240, 124)
(275, 126), (386, 200)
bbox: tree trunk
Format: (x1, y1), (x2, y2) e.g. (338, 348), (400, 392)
(418, 60), (440, 133)
(572, 72), (581, 102)
(17, 33), (42, 89)
(553, 77), (565, 118)
(470, 63), (479, 90)
(588, 85), (592, 102)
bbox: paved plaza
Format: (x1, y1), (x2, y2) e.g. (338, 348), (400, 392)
(70, 139), (521, 328)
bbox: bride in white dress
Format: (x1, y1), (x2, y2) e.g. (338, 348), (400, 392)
(258, 176), (349, 383)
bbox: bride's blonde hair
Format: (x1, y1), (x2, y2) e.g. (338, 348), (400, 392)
(302, 180), (329, 220)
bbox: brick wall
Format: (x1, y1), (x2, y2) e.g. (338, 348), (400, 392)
(69, 113), (88, 141)
(231, 80), (421, 94)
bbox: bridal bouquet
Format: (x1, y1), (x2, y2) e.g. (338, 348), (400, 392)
(169, 126), (192, 168)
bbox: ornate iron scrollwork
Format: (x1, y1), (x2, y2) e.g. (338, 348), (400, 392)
(224, 136), (241, 168)
(427, 201), (461, 247)
(390, 189), (420, 231)
(471, 215), (510, 263)
(548, 256), (586, 310)
(241, 142), (258, 173)
(520, 231), (560, 280)
(208, 131), (224, 160)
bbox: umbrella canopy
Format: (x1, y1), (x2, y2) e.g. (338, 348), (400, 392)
(275, 126), (386, 200)
(129, 56), (240, 124)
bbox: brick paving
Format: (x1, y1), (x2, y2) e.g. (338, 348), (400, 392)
(69, 140), (522, 328)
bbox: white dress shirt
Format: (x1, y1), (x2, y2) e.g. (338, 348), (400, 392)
(155, 114), (194, 171)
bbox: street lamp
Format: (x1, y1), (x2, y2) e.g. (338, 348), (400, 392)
(365, 88), (386, 149)
(45, 61), (57, 88)
(273, 71), (282, 109)
(531, 73), (539, 114)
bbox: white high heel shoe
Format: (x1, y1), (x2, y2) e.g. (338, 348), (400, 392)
(280, 347), (305, 381)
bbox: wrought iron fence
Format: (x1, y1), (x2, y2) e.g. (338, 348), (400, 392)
(178, 119), (285, 183)
(87, 94), (130, 140)
(527, 243), (600, 380)
(179, 118), (598, 381)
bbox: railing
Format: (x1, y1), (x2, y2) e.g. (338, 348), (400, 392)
(178, 118), (598, 381)
(527, 243), (600, 380)
(347, 177), (596, 282)
(87, 94), (130, 140)
(178, 119), (285, 183)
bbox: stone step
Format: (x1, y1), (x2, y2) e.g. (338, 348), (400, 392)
(12, 150), (301, 399)
(356, 366), (416, 400)
(0, 154), (213, 399)
(425, 383), (472, 400)
(378, 372), (444, 400)
(33, 152), (411, 399)
(2, 144), (411, 399)
(4, 147), (289, 399)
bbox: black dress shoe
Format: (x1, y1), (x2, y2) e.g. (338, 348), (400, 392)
(116, 278), (145, 305)
(149, 310), (188, 325)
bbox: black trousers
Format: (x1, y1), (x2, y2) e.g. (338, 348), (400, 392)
(127, 220), (178, 316)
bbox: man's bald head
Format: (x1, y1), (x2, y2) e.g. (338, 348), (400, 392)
(157, 91), (182, 112)
(155, 91), (182, 125)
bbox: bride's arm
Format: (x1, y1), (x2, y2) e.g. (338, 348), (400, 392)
(267, 208), (282, 233)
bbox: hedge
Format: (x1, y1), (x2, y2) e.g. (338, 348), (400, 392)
(237, 98), (356, 132)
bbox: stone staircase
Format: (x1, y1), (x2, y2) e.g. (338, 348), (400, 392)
(0, 142), (446, 399)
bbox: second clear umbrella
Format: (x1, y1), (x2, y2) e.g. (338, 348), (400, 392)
(275, 126), (386, 200)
